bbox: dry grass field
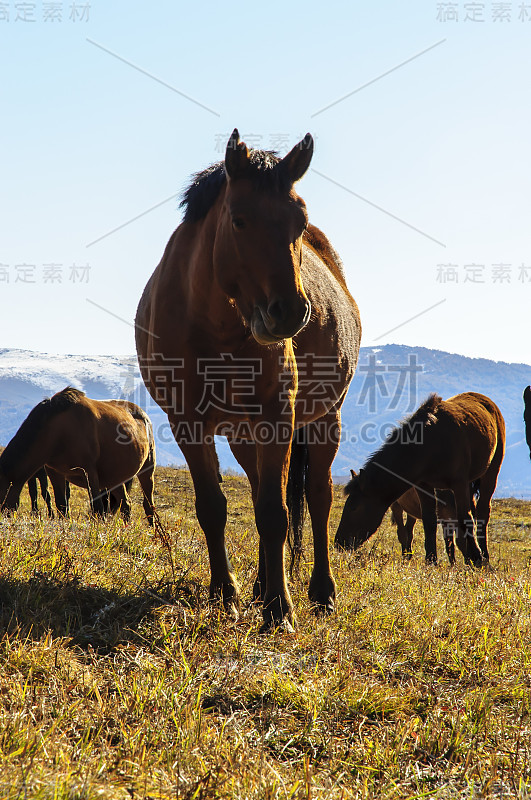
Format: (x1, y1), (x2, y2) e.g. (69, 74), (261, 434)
(1, 466), (531, 799)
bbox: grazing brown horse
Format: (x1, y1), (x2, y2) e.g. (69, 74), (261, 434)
(335, 392), (505, 565)
(135, 130), (361, 630)
(391, 481), (480, 564)
(0, 387), (156, 524)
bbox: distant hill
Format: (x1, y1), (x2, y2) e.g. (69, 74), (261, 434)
(1, 346), (530, 497)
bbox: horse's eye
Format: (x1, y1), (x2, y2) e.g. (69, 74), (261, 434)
(232, 217), (245, 231)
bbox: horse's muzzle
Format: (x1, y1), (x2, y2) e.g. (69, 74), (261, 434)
(335, 524), (369, 552)
(334, 529), (354, 551)
(251, 299), (311, 344)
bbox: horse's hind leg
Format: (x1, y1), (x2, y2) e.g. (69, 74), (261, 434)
(228, 442), (263, 600)
(47, 469), (70, 517)
(304, 413), (340, 615)
(179, 439), (239, 618)
(111, 483), (132, 522)
(137, 464), (156, 527)
(452, 482), (483, 566)
(475, 470), (498, 563)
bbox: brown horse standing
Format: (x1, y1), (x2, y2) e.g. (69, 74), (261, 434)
(335, 392), (505, 565)
(135, 130), (361, 630)
(0, 388), (156, 524)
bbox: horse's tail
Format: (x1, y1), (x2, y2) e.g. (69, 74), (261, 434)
(286, 426), (308, 575)
(146, 414), (156, 470)
(131, 405), (157, 470)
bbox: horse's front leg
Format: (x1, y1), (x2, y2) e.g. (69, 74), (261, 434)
(254, 439), (293, 631)
(111, 484), (132, 522)
(228, 441), (265, 602)
(179, 440), (239, 618)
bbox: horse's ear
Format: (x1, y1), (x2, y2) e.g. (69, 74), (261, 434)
(357, 468), (367, 492)
(225, 128), (250, 179)
(279, 133), (314, 184)
(350, 469), (357, 480)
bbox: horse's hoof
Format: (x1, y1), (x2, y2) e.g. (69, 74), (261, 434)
(252, 579), (264, 604)
(309, 573), (336, 615)
(208, 597), (239, 622)
(260, 596), (295, 633)
(311, 599), (335, 617)
(225, 601), (239, 622)
(334, 538), (353, 552)
(259, 617), (295, 635)
(209, 580), (240, 619)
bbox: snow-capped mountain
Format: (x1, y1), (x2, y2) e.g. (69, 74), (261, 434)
(1, 346), (530, 497)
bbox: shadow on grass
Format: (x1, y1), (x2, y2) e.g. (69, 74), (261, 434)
(0, 570), (203, 654)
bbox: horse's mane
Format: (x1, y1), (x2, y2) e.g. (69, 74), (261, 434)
(303, 223), (349, 289)
(344, 393), (443, 496)
(180, 150), (292, 223)
(0, 386), (85, 473)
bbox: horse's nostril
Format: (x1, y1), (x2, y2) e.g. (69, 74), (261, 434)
(267, 299), (287, 324)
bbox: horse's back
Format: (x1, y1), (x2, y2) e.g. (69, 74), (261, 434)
(444, 392), (505, 438)
(296, 226), (361, 369)
(440, 392), (505, 475)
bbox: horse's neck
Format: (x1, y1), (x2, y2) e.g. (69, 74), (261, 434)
(0, 444), (42, 486)
(367, 445), (422, 506)
(184, 202), (243, 341)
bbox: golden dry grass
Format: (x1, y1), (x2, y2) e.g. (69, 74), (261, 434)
(0, 467), (530, 799)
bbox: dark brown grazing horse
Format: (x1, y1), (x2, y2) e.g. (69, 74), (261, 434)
(0, 388), (156, 524)
(335, 392), (505, 565)
(524, 386), (531, 460)
(135, 130), (361, 630)
(391, 481), (480, 564)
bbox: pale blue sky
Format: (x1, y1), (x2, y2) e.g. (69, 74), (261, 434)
(1, 0), (530, 363)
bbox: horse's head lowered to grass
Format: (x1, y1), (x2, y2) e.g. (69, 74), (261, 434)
(335, 468), (390, 551)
